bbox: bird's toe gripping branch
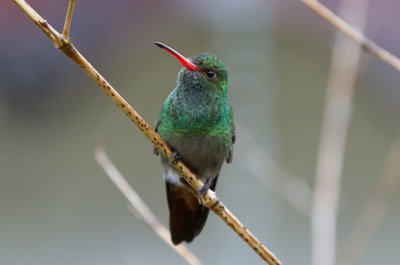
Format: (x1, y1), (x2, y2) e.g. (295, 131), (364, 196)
(196, 178), (212, 196)
(168, 152), (181, 166)
(200, 190), (218, 208)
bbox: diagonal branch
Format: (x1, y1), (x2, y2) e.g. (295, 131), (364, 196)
(301, 0), (400, 72)
(95, 142), (202, 265)
(13, 0), (281, 264)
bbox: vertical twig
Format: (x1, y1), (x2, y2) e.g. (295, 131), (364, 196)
(95, 143), (203, 265)
(340, 136), (400, 265)
(62, 0), (75, 40)
(311, 1), (369, 265)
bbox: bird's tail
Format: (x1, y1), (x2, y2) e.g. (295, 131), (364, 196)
(166, 177), (218, 245)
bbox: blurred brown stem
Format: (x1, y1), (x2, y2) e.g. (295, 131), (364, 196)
(311, 1), (369, 265)
(301, 0), (400, 72)
(13, 0), (281, 264)
(94, 142), (202, 265)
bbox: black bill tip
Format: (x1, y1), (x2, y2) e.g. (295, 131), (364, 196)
(154, 42), (166, 49)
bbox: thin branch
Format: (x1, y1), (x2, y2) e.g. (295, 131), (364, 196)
(13, 0), (281, 264)
(339, 135), (400, 265)
(301, 0), (400, 72)
(94, 143), (202, 265)
(311, 1), (369, 265)
(236, 126), (311, 216)
(62, 0), (74, 39)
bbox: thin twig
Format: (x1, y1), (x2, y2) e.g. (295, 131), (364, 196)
(236, 126), (311, 216)
(311, 1), (369, 265)
(13, 0), (281, 264)
(301, 0), (400, 72)
(339, 135), (400, 265)
(94, 143), (202, 265)
(62, 0), (74, 40)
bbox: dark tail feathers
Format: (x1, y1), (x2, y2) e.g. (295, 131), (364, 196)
(166, 176), (218, 245)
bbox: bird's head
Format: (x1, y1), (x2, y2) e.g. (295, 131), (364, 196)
(154, 42), (227, 93)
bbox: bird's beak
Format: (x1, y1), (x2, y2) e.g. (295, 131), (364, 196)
(154, 42), (197, 72)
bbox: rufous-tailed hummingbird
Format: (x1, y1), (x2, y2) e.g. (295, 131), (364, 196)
(153, 42), (235, 245)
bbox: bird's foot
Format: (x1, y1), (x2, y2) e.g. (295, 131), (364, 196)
(196, 179), (211, 196)
(195, 178), (212, 204)
(168, 152), (181, 167)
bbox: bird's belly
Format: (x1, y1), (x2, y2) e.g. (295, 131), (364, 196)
(162, 135), (228, 184)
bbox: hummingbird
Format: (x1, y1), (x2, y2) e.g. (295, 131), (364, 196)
(153, 42), (235, 245)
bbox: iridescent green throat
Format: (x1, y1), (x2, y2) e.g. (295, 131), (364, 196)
(159, 83), (230, 138)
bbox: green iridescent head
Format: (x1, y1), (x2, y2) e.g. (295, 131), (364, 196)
(178, 53), (227, 92)
(154, 42), (227, 92)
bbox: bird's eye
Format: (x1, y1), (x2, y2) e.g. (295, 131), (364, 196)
(206, 70), (215, 78)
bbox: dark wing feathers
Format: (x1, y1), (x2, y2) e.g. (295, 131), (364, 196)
(153, 118), (161, 156)
(226, 105), (235, 163)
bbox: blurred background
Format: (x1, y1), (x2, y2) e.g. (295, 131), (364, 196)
(1, 0), (400, 264)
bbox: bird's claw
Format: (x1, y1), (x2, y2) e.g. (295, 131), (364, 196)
(195, 178), (212, 204)
(168, 152), (181, 166)
(196, 183), (210, 196)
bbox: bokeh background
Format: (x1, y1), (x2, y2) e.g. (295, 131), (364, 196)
(1, 0), (400, 264)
